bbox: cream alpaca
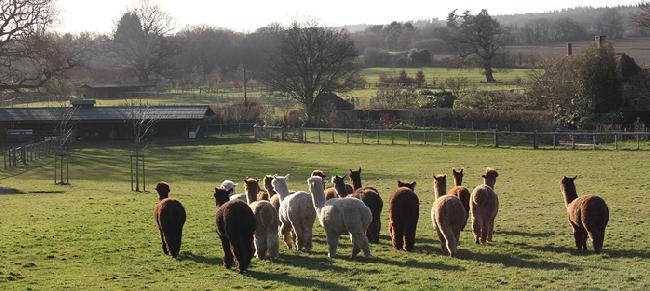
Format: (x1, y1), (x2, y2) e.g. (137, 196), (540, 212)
(308, 176), (372, 258)
(271, 174), (317, 251)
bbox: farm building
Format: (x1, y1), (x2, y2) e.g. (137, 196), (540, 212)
(79, 81), (154, 99)
(0, 100), (214, 143)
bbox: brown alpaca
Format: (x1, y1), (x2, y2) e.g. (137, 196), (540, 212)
(243, 177), (267, 203)
(348, 168), (383, 243)
(325, 174), (354, 200)
(214, 187), (256, 273)
(431, 175), (466, 256)
(244, 178), (280, 260)
(560, 176), (609, 254)
(263, 175), (277, 197)
(153, 182), (186, 258)
(447, 168), (471, 230)
(470, 168), (499, 244)
(389, 180), (419, 251)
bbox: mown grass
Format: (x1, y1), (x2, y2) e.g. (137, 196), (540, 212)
(1, 138), (649, 290)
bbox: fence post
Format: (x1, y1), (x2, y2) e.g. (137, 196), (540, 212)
(458, 132), (461, 145)
(593, 134), (596, 150)
(475, 132), (479, 146)
(571, 134), (576, 149)
(346, 130), (350, 143)
(376, 130), (380, 144)
(614, 134), (618, 150)
(494, 130), (500, 148)
(533, 130), (539, 149)
(441, 132), (444, 146)
(408, 132), (411, 144)
(553, 133), (557, 149)
(318, 130), (321, 143)
(331, 129), (335, 143)
(637, 133), (640, 150)
(361, 130), (365, 144)
(423, 132), (427, 145)
(391, 131), (394, 145)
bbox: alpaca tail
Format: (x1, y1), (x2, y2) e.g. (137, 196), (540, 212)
(160, 206), (186, 258)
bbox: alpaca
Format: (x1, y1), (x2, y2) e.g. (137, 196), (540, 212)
(470, 168), (499, 244)
(431, 175), (466, 256)
(214, 187), (256, 273)
(560, 176), (609, 253)
(243, 178), (280, 260)
(153, 182), (186, 258)
(447, 168), (471, 230)
(348, 168), (383, 244)
(243, 177), (268, 203)
(263, 175), (277, 198)
(271, 174), (317, 251)
(222, 179), (247, 202)
(308, 176), (372, 258)
(388, 180), (419, 251)
(325, 174), (354, 200)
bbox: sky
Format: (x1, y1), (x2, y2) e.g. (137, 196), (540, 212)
(54, 0), (641, 33)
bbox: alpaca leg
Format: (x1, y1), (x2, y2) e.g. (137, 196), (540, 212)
(326, 230), (340, 258)
(232, 240), (252, 274)
(479, 216), (488, 244)
(472, 218), (481, 244)
(302, 224), (314, 252)
(220, 236), (233, 269)
(350, 232), (368, 258)
(254, 233), (267, 260)
(390, 222), (404, 250)
(267, 229), (279, 259)
(360, 234), (371, 258)
(572, 226), (587, 251)
(159, 229), (169, 255)
(404, 223), (417, 252)
(590, 229), (605, 254)
(168, 228), (182, 258)
(445, 234), (458, 257)
(435, 227), (448, 255)
(280, 222), (293, 249)
(486, 217), (495, 243)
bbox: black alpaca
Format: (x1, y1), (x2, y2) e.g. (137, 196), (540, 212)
(214, 187), (256, 273)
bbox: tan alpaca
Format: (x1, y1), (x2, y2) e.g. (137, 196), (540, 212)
(560, 176), (609, 253)
(447, 168), (471, 230)
(431, 175), (466, 256)
(244, 178), (279, 259)
(470, 168), (499, 244)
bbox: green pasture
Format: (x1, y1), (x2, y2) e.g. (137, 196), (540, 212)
(1, 138), (648, 289)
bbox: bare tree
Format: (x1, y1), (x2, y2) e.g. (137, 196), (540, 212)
(0, 0), (81, 92)
(53, 98), (76, 185)
(123, 98), (159, 192)
(260, 21), (361, 126)
(635, 2), (650, 30)
(444, 10), (507, 83)
(112, 0), (175, 82)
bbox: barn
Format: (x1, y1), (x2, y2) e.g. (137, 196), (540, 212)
(79, 82), (154, 99)
(0, 100), (214, 143)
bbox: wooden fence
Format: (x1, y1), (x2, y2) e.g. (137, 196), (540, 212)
(253, 126), (650, 150)
(2, 138), (60, 170)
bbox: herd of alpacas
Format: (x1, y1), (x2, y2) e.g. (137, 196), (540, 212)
(153, 167), (610, 273)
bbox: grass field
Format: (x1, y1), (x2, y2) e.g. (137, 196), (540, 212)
(1, 138), (649, 289)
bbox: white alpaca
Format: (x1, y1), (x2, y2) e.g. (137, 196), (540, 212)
(243, 178), (280, 260)
(222, 179), (246, 202)
(271, 174), (316, 251)
(308, 176), (372, 258)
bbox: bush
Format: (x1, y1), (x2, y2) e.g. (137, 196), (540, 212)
(211, 102), (262, 123)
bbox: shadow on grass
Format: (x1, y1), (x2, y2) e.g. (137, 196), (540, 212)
(246, 270), (352, 290)
(367, 256), (466, 271)
(276, 253), (350, 273)
(457, 249), (581, 270)
(507, 242), (650, 259)
(179, 252), (222, 265)
(496, 230), (554, 238)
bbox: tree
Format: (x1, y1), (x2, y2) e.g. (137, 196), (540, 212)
(635, 2), (650, 30)
(594, 8), (624, 39)
(123, 98), (159, 192)
(260, 22), (361, 125)
(444, 9), (507, 83)
(0, 0), (81, 92)
(408, 49), (431, 66)
(113, 0), (175, 82)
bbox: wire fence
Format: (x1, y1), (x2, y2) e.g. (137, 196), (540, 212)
(253, 126), (650, 150)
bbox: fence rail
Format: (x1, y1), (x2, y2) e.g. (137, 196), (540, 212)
(253, 126), (650, 150)
(2, 138), (61, 170)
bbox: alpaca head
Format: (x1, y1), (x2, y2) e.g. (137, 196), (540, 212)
(264, 175), (276, 193)
(244, 177), (261, 203)
(221, 180), (238, 193)
(332, 174), (349, 197)
(308, 176), (325, 193)
(311, 170), (326, 179)
(560, 175), (579, 207)
(452, 168), (464, 186)
(213, 187), (232, 207)
(155, 181), (170, 200)
(397, 180), (417, 191)
(433, 175), (447, 198)
(482, 168), (498, 188)
(271, 174), (290, 198)
(349, 167), (362, 189)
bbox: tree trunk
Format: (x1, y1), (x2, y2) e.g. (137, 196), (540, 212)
(484, 65), (496, 83)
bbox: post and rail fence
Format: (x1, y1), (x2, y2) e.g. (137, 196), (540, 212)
(2, 137), (61, 170)
(253, 125), (650, 151)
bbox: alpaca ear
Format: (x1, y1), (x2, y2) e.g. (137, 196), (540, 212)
(443, 175), (446, 179)
(412, 182), (417, 187)
(452, 168), (457, 174)
(256, 178), (260, 182)
(481, 174), (486, 178)
(358, 167), (362, 172)
(572, 175), (578, 180)
(285, 174), (290, 179)
(460, 168), (463, 174)
(342, 174), (347, 179)
(349, 168), (353, 173)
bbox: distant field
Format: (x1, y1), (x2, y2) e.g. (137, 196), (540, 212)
(360, 67), (535, 84)
(1, 139), (649, 289)
(506, 37), (650, 67)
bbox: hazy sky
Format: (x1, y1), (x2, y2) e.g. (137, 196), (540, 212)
(54, 0), (639, 33)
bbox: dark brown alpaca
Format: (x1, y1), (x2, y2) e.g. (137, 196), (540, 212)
(214, 187), (256, 273)
(447, 168), (471, 230)
(389, 180), (419, 251)
(560, 176), (609, 254)
(349, 168), (383, 244)
(470, 168), (499, 244)
(331, 175), (354, 198)
(154, 182), (186, 258)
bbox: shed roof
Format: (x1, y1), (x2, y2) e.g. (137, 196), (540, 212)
(0, 105), (214, 122)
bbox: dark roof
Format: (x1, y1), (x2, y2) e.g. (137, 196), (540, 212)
(314, 93), (354, 110)
(0, 105), (214, 122)
(80, 82), (151, 89)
